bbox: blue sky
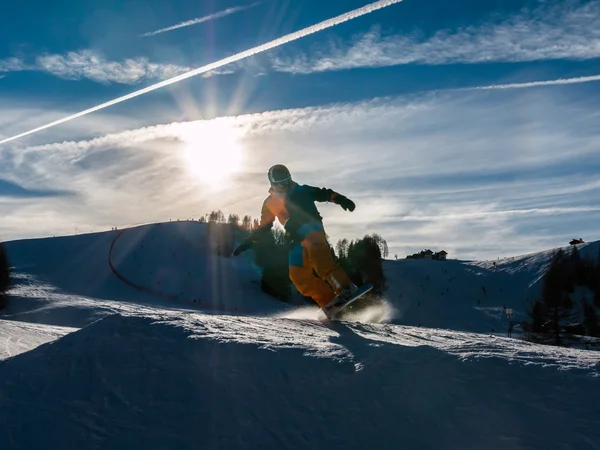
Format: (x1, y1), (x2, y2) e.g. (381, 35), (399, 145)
(1, 0), (600, 260)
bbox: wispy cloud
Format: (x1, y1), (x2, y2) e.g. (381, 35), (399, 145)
(272, 0), (600, 73)
(0, 57), (28, 72)
(36, 51), (192, 84)
(142, 1), (263, 37)
(395, 206), (600, 222)
(0, 178), (74, 198)
(0, 51), (191, 84)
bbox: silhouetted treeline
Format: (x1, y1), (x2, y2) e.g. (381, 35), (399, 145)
(199, 211), (259, 232)
(201, 209), (388, 303)
(335, 234), (388, 296)
(0, 242), (11, 310)
(528, 245), (600, 345)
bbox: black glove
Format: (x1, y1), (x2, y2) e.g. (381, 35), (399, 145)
(232, 241), (251, 256)
(337, 195), (355, 212)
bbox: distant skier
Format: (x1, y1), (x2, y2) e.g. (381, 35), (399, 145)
(232, 164), (360, 313)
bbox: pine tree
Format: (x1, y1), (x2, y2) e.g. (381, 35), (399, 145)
(570, 245), (586, 286)
(346, 235), (386, 295)
(530, 300), (545, 333)
(242, 215), (253, 231)
(227, 214), (240, 227)
(335, 238), (349, 260)
(0, 243), (10, 310)
(370, 233), (389, 259)
(592, 248), (600, 306)
(539, 249), (577, 345)
(583, 297), (600, 337)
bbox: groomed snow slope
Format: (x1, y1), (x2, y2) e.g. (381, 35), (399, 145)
(0, 318), (75, 359)
(382, 240), (600, 333)
(4, 220), (598, 334)
(1, 222), (599, 449)
(2, 222), (286, 327)
(1, 312), (599, 450)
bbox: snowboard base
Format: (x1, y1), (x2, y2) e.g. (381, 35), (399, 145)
(322, 283), (374, 321)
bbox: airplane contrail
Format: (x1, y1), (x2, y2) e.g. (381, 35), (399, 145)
(141, 2), (263, 37)
(461, 74), (600, 91)
(0, 0), (403, 146)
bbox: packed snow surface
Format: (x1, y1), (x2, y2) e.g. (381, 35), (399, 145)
(1, 221), (599, 449)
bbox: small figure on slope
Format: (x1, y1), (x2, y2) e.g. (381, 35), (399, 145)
(232, 164), (368, 318)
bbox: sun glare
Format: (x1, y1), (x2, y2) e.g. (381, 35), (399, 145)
(178, 122), (243, 189)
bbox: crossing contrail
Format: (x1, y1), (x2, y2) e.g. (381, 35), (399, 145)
(0, 0), (403, 146)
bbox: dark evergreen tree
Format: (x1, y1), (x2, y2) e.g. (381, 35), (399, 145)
(0, 243), (10, 310)
(592, 248), (600, 305)
(530, 300), (545, 333)
(570, 245), (585, 286)
(227, 214), (240, 227)
(335, 238), (349, 260)
(241, 215), (253, 231)
(537, 249), (577, 345)
(208, 210), (223, 223)
(344, 234), (387, 295)
(583, 297), (600, 337)
(370, 233), (389, 259)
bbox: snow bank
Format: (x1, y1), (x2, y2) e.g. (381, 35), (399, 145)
(0, 312), (598, 450)
(4, 221), (282, 316)
(0, 319), (76, 360)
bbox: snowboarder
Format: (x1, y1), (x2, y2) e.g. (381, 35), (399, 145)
(232, 164), (360, 314)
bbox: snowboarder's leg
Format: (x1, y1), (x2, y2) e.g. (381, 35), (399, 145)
(288, 243), (336, 307)
(301, 229), (353, 295)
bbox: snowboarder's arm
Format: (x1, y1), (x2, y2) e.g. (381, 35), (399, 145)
(307, 185), (356, 211)
(234, 199), (274, 255)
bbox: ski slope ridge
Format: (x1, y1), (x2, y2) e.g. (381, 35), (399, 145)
(382, 239), (599, 333)
(4, 221), (598, 333)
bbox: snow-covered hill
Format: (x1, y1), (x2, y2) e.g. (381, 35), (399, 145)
(382, 239), (600, 333)
(1, 222), (599, 449)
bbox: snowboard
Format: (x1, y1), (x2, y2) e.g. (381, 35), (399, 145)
(322, 283), (374, 321)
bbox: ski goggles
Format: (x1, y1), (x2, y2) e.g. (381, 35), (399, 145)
(270, 178), (291, 192)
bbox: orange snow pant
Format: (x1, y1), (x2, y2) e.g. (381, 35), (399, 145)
(288, 223), (352, 307)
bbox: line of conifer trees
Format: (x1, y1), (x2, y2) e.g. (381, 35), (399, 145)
(528, 245), (600, 345)
(0, 242), (10, 310)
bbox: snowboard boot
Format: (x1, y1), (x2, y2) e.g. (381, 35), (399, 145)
(322, 283), (359, 318)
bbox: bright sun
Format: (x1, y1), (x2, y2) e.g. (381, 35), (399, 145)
(178, 122), (243, 189)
